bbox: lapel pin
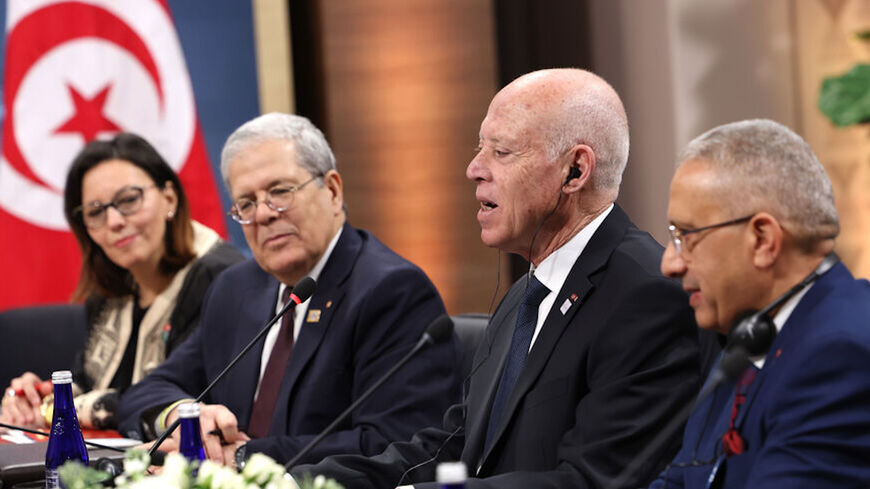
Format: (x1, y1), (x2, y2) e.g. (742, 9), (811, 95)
(559, 298), (571, 315)
(325, 300), (333, 309)
(570, 293), (579, 302)
(306, 309), (322, 323)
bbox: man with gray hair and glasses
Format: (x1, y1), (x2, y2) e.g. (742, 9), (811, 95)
(118, 113), (461, 468)
(651, 118), (870, 488)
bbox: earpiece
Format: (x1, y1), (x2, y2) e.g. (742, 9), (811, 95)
(726, 310), (776, 357)
(725, 252), (840, 357)
(563, 167), (581, 186)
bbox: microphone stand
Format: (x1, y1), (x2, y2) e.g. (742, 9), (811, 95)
(603, 350), (751, 489)
(284, 330), (446, 469)
(0, 421), (126, 453)
(147, 281), (312, 459)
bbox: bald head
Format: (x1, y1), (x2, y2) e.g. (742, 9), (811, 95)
(492, 69), (630, 197)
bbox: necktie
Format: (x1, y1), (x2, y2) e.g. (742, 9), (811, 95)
(484, 274), (550, 453)
(721, 365), (758, 457)
(247, 287), (295, 438)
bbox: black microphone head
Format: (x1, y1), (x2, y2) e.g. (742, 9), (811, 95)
(291, 277), (317, 303)
(95, 457), (123, 477)
(149, 450), (166, 466)
(424, 315), (454, 344)
(727, 310), (776, 357)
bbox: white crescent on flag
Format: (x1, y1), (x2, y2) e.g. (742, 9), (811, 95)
(1, 0), (196, 230)
(0, 0), (227, 310)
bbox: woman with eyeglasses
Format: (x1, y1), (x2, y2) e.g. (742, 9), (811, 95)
(0, 133), (243, 431)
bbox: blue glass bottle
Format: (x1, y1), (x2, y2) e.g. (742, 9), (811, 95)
(178, 402), (206, 462)
(44, 370), (88, 489)
(436, 461), (467, 489)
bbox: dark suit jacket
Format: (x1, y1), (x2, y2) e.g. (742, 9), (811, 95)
(651, 263), (870, 489)
(298, 205), (702, 489)
(118, 224), (462, 464)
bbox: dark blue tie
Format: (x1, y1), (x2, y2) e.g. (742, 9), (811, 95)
(484, 274), (550, 452)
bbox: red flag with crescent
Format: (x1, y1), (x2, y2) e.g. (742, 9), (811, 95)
(0, 0), (227, 310)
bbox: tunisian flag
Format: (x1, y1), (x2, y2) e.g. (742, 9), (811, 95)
(0, 0), (227, 310)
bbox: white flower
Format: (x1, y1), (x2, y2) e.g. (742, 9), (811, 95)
(161, 453), (191, 487)
(242, 453), (285, 485)
(122, 456), (148, 476)
(64, 450), (339, 489)
(126, 475), (184, 489)
(201, 462), (246, 489)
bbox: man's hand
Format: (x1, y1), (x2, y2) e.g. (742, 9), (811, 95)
(166, 403), (249, 465)
(0, 372), (52, 428)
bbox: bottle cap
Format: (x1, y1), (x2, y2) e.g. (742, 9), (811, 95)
(436, 461), (467, 484)
(51, 370), (73, 384)
(177, 402), (201, 418)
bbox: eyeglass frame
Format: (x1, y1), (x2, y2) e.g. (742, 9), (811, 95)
(227, 174), (322, 225)
(667, 214), (754, 256)
(72, 184), (158, 229)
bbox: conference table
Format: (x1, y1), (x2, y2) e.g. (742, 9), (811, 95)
(0, 429), (135, 488)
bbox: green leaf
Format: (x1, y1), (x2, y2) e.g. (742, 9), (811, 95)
(819, 64), (870, 126)
(58, 460), (111, 489)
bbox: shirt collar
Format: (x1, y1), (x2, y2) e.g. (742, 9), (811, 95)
(750, 282), (813, 369)
(532, 204), (614, 294)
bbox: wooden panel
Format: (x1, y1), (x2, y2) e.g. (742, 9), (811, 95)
(252, 0), (295, 113)
(316, 0), (505, 314)
(793, 0), (870, 278)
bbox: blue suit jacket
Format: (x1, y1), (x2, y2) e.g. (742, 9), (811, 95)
(651, 263), (870, 489)
(118, 224), (462, 464)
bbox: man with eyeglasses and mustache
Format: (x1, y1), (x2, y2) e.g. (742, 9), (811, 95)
(118, 113), (461, 469)
(649, 119), (870, 488)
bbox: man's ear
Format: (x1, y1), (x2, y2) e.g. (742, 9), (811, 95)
(748, 212), (782, 269)
(562, 144), (595, 193)
(323, 170), (344, 213)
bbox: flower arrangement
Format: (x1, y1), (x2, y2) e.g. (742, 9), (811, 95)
(58, 449), (344, 489)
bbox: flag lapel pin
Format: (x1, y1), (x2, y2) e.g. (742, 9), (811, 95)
(560, 293), (580, 315)
(306, 309), (322, 323)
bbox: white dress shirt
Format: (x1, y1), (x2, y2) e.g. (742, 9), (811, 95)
(750, 283), (812, 370)
(527, 204), (613, 351)
(253, 227), (343, 400)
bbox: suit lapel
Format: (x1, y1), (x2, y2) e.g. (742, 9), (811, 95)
(733, 264), (847, 429)
(267, 224), (363, 434)
(463, 286), (521, 465)
(478, 206), (632, 468)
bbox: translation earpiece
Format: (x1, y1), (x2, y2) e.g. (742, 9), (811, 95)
(726, 310), (776, 357)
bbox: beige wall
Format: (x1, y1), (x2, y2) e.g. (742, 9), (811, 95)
(591, 0), (870, 278)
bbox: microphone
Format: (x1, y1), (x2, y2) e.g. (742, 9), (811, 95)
(147, 277), (317, 458)
(421, 314), (454, 345)
(283, 314), (455, 469)
(91, 451), (167, 484)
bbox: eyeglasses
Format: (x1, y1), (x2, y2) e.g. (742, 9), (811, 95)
(74, 185), (156, 229)
(228, 175), (320, 225)
(667, 215), (753, 256)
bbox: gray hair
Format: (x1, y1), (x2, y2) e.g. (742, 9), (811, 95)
(679, 118), (839, 244)
(220, 112), (337, 189)
(539, 70), (630, 193)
